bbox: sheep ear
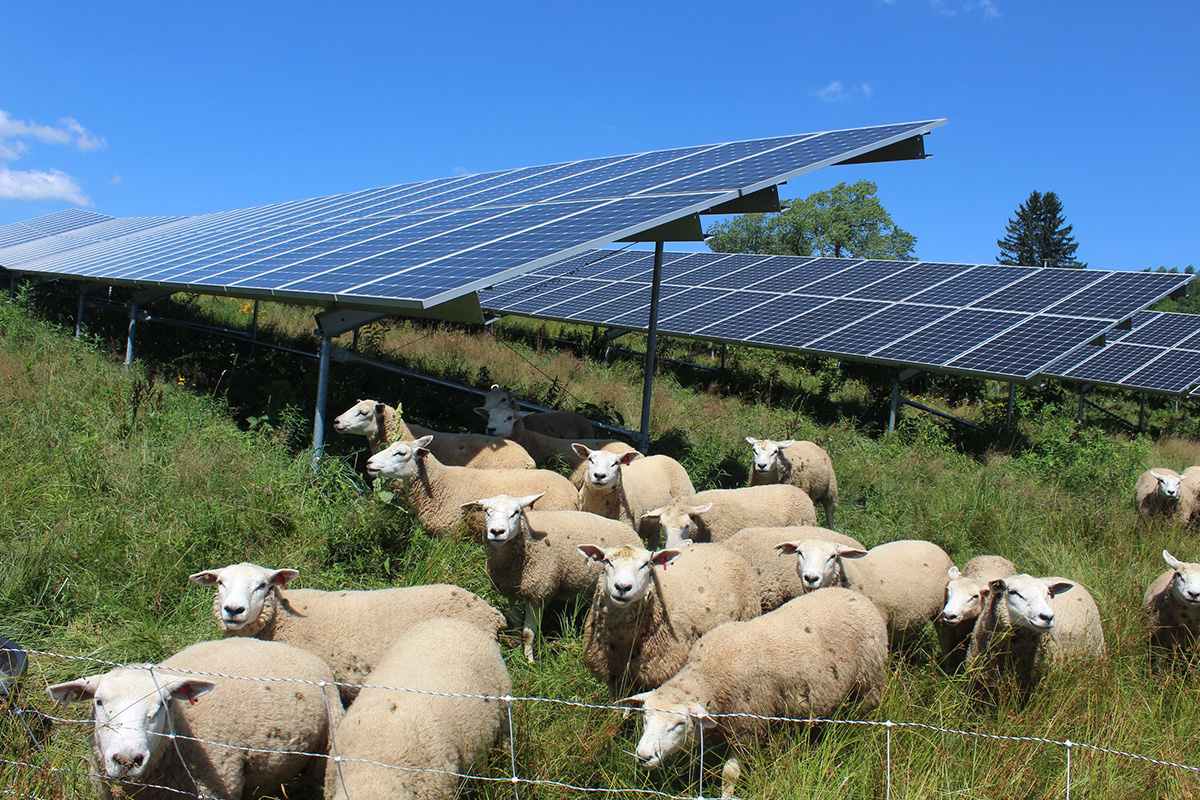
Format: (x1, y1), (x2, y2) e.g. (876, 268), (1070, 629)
(47, 676), (102, 703)
(989, 578), (1007, 594)
(571, 443), (592, 458)
(268, 569), (299, 588)
(489, 384), (500, 391)
(374, 403), (387, 420)
(517, 492), (545, 510)
(1164, 549), (1184, 570)
(1046, 581), (1074, 597)
(188, 569), (220, 585)
(651, 549), (682, 568)
(473, 407), (490, 419)
(835, 545), (868, 559)
(165, 677), (216, 704)
(745, 437), (758, 446)
(617, 691), (651, 709)
(691, 703), (717, 729)
(687, 502), (714, 516)
(778, 439), (796, 448)
(774, 541), (801, 555)
(619, 452), (643, 466)
(413, 435), (434, 451)
(947, 566), (961, 581)
(1151, 470), (1168, 482)
(578, 545), (608, 563)
(642, 506), (666, 520)
(460, 499), (485, 511)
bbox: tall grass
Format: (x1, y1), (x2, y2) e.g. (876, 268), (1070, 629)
(4, 289), (1200, 799)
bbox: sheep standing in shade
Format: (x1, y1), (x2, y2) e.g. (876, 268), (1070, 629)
(333, 399), (535, 469)
(623, 587), (887, 798)
(325, 618), (510, 800)
(190, 561), (503, 704)
(935, 555), (1018, 672)
(642, 484), (818, 548)
(1144, 550), (1200, 669)
(365, 436), (578, 536)
(48, 638), (340, 800)
(579, 543), (760, 697)
(460, 492), (642, 662)
(477, 405), (637, 485)
(720, 525), (864, 612)
(481, 384), (597, 440)
(574, 445), (695, 539)
(774, 538), (953, 645)
(1134, 468), (1185, 521)
(746, 437), (839, 528)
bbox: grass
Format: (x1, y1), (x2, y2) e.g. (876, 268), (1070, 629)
(4, 286), (1200, 798)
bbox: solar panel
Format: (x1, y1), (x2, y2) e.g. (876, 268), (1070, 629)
(1043, 311), (1200, 395)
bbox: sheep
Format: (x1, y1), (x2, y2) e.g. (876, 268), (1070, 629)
(47, 638), (340, 800)
(365, 435), (578, 537)
(1181, 466), (1200, 527)
(934, 555), (1018, 672)
(642, 485), (818, 548)
(460, 492), (642, 662)
(325, 617), (510, 800)
(481, 383), (597, 440)
(574, 445), (695, 539)
(189, 561), (504, 704)
(1134, 468), (1184, 521)
(774, 538), (953, 645)
(476, 405), (637, 485)
(719, 525), (864, 612)
(578, 543), (760, 697)
(1042, 575), (1106, 660)
(1144, 549), (1200, 669)
(622, 587), (887, 797)
(334, 399), (536, 470)
(964, 573), (1077, 697)
(746, 437), (839, 528)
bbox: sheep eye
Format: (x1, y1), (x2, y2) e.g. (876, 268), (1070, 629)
(1009, 591), (1022, 600)
(95, 699), (104, 707)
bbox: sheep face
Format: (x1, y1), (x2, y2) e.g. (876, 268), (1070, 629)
(333, 399), (381, 438)
(1164, 550), (1200, 607)
(643, 502), (714, 548)
(188, 562), (299, 631)
(746, 437), (794, 475)
(461, 493), (543, 548)
(1152, 471), (1183, 500)
(579, 545), (680, 608)
(476, 406), (524, 437)
(482, 384), (520, 411)
(574, 445), (641, 491)
(941, 567), (992, 626)
(47, 668), (214, 779)
(991, 574), (1073, 633)
(774, 539), (866, 592)
(623, 689), (714, 769)
(365, 436), (434, 480)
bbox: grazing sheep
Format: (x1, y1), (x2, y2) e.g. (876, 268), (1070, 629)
(964, 573), (1075, 697)
(334, 399), (535, 470)
(720, 526), (864, 612)
(47, 638), (340, 800)
(579, 543), (760, 697)
(623, 587), (887, 797)
(746, 437), (839, 528)
(1144, 550), (1200, 669)
(1042, 575), (1106, 660)
(574, 445), (695, 539)
(365, 436), (578, 537)
(480, 384), (597, 440)
(325, 618), (510, 800)
(935, 555), (1018, 672)
(460, 492), (642, 662)
(1134, 468), (1185, 521)
(642, 485), (818, 548)
(477, 405), (636, 484)
(189, 561), (504, 704)
(774, 538), (953, 645)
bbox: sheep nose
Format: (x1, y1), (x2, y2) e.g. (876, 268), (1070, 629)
(614, 582), (633, 595)
(802, 574), (821, 588)
(131, 754), (144, 768)
(1039, 612), (1054, 624)
(488, 527), (506, 539)
(224, 604), (246, 617)
(487, 427), (498, 435)
(942, 612), (960, 624)
(1188, 590), (1200, 601)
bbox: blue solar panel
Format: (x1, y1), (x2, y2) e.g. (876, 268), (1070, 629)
(1124, 351), (1200, 394)
(743, 257), (855, 294)
(695, 295), (828, 342)
(806, 303), (952, 357)
(871, 309), (1028, 366)
(1054, 342), (1165, 386)
(948, 316), (1112, 378)
(970, 269), (1104, 314)
(758, 298), (891, 349)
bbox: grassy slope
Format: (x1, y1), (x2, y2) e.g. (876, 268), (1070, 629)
(3, 292), (1200, 799)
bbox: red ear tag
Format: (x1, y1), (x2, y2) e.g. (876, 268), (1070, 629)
(184, 688), (196, 705)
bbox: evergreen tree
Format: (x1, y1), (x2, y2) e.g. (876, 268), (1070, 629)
(997, 190), (1085, 268)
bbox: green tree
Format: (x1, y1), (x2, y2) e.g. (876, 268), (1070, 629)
(996, 190), (1085, 268)
(705, 179), (917, 259)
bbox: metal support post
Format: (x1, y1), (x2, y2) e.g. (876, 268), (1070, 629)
(888, 378), (901, 433)
(1004, 383), (1017, 434)
(720, 342), (727, 371)
(124, 303), (139, 368)
(1138, 394), (1147, 432)
(638, 242), (665, 453)
(76, 290), (87, 339)
(1077, 385), (1088, 425)
(251, 300), (260, 354)
(312, 335), (332, 468)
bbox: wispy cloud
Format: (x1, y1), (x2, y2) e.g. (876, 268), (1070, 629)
(0, 108), (105, 205)
(816, 81), (875, 103)
(0, 165), (92, 206)
(929, 0), (1000, 18)
(0, 109), (107, 154)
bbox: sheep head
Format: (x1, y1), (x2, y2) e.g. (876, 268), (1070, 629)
(989, 574), (1073, 633)
(460, 493), (544, 548)
(621, 686), (715, 769)
(189, 562), (299, 631)
(642, 502), (714, 548)
(1151, 470), (1183, 500)
(578, 544), (680, 608)
(775, 538), (865, 592)
(574, 445), (642, 491)
(941, 565), (993, 626)
(746, 437), (795, 476)
(365, 435), (433, 481)
(1164, 550), (1200, 607)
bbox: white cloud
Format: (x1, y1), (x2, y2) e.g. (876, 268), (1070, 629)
(929, 0), (999, 17)
(818, 80), (846, 102)
(0, 108), (107, 159)
(0, 165), (92, 206)
(816, 80), (875, 103)
(110, 173), (122, 184)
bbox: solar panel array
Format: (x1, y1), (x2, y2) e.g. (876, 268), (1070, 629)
(480, 249), (1192, 383)
(1045, 310), (1200, 395)
(0, 119), (945, 313)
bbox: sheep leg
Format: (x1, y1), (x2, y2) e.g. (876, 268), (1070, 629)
(720, 757), (741, 799)
(523, 602), (543, 664)
(822, 497), (836, 530)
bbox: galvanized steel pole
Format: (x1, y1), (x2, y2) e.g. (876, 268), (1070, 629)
(638, 242), (665, 453)
(312, 334), (332, 468)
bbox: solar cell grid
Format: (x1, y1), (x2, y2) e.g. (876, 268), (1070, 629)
(666, 253), (770, 287)
(949, 315), (1112, 378)
(970, 268), (1103, 314)
(1123, 351), (1200, 394)
(757, 298), (890, 349)
(607, 286), (726, 330)
(658, 290), (768, 333)
(743, 257), (856, 294)
(1119, 312), (1200, 347)
(1054, 342), (1166, 385)
(847, 262), (967, 301)
(694, 294), (828, 342)
(1045, 272), (1191, 319)
(806, 303), (952, 357)
(904, 264), (1030, 307)
(530, 281), (639, 319)
(871, 309), (1028, 367)
(805, 260), (916, 297)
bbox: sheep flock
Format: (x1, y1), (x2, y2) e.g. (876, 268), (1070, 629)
(39, 386), (1200, 800)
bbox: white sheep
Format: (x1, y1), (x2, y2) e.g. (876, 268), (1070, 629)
(1134, 468), (1185, 521)
(719, 525), (864, 612)
(481, 383), (596, 440)
(774, 538), (953, 645)
(623, 586), (887, 797)
(642, 485), (818, 548)
(325, 617), (510, 800)
(1180, 466), (1200, 527)
(964, 573), (1077, 697)
(476, 405), (637, 484)
(47, 638), (340, 800)
(1042, 575), (1106, 660)
(746, 437), (839, 528)
(460, 492), (642, 662)
(1144, 549), (1200, 668)
(189, 561), (504, 704)
(334, 399), (536, 469)
(578, 543), (760, 697)
(934, 555), (1017, 672)
(365, 435), (578, 537)
(574, 445), (695, 539)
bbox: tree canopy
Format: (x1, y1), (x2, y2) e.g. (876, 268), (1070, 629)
(705, 179), (917, 260)
(996, 190), (1085, 268)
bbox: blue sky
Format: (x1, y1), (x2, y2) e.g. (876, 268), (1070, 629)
(1, 1), (1196, 271)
